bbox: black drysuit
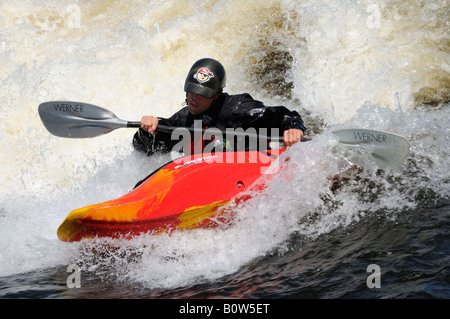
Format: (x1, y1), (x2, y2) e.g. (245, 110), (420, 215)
(133, 93), (307, 155)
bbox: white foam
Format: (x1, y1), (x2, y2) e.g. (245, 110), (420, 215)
(0, 1), (448, 287)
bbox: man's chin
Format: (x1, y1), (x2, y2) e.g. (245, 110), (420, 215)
(188, 106), (201, 115)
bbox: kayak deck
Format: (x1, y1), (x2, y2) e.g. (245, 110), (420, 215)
(57, 149), (285, 242)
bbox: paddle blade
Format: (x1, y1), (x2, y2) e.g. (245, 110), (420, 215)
(38, 101), (129, 138)
(333, 128), (410, 170)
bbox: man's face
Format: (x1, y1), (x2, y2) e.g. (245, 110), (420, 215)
(186, 92), (215, 115)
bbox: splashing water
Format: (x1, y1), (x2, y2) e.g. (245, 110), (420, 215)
(0, 0), (448, 294)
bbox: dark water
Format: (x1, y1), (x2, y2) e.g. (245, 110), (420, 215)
(1, 197), (447, 300)
(1, 1), (449, 311)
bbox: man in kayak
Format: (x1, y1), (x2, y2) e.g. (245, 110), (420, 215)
(133, 58), (307, 155)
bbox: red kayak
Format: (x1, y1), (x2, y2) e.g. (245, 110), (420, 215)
(57, 149), (286, 242)
(39, 101), (409, 242)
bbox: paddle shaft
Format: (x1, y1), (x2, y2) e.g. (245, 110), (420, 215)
(38, 101), (295, 141)
(38, 101), (409, 169)
(120, 121), (291, 142)
(127, 121), (141, 128)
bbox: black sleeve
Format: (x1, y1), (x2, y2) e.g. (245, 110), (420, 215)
(229, 94), (307, 133)
(132, 127), (173, 155)
(132, 109), (189, 155)
(269, 107), (307, 133)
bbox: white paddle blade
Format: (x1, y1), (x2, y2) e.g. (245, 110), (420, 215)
(38, 101), (129, 138)
(333, 128), (410, 170)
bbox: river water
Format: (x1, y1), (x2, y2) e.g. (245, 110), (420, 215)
(0, 0), (448, 303)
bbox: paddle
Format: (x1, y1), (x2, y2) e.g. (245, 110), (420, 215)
(38, 101), (410, 169)
(37, 101), (288, 141)
(38, 101), (141, 138)
(332, 128), (410, 170)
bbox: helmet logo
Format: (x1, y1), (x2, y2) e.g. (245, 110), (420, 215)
(193, 67), (214, 83)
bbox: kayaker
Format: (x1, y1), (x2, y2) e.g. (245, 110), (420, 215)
(133, 58), (307, 155)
